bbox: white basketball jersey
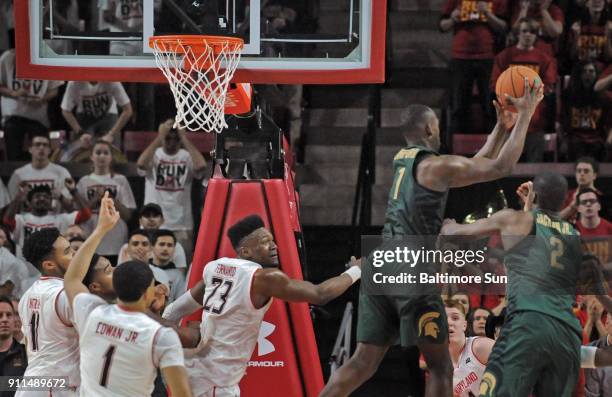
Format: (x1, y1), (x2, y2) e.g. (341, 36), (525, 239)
(196, 258), (272, 387)
(18, 277), (80, 388)
(453, 337), (487, 397)
(79, 304), (162, 397)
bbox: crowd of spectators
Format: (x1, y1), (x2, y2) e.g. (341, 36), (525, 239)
(441, 0), (612, 162)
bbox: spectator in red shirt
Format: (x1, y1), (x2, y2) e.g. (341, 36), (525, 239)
(594, 63), (612, 120)
(440, 0), (508, 138)
(491, 17), (557, 161)
(576, 188), (612, 235)
(561, 62), (611, 161)
(511, 0), (564, 57)
(569, 0), (611, 66)
(575, 188), (612, 266)
(560, 157), (603, 221)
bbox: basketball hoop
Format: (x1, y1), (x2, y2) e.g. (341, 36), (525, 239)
(149, 35), (251, 133)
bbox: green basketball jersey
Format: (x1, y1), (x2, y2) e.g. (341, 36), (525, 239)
(382, 146), (448, 238)
(504, 209), (582, 334)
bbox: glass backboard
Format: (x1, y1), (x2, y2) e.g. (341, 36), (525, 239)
(15, 0), (386, 84)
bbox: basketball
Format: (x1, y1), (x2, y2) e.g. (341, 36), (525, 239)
(495, 65), (541, 112)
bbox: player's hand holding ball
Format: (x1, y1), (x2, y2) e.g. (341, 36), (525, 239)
(495, 66), (544, 116)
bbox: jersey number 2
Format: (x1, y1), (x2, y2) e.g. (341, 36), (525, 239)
(550, 236), (564, 269)
(203, 277), (234, 314)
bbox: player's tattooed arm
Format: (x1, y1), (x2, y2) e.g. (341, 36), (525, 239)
(64, 192), (119, 305)
(252, 257), (361, 306)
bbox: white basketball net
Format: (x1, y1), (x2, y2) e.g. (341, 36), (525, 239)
(151, 37), (243, 133)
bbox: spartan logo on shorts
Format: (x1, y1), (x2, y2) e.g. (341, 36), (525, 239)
(479, 371), (497, 396)
(417, 311), (440, 339)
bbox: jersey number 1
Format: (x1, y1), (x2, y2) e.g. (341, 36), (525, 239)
(30, 312), (40, 352)
(203, 277), (234, 314)
(100, 345), (116, 387)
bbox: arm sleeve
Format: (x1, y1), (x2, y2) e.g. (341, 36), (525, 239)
(153, 327), (185, 368)
(72, 293), (107, 334)
(55, 291), (75, 327)
(59, 167), (72, 198)
(110, 83), (131, 107)
(7, 173), (19, 200)
(60, 82), (77, 111)
(117, 175), (137, 209)
(173, 243), (187, 269)
(0, 179), (9, 208)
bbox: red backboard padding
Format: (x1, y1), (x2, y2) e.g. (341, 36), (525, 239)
(186, 177), (324, 396)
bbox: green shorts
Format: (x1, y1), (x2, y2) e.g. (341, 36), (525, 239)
(479, 311), (581, 397)
(356, 290), (448, 347)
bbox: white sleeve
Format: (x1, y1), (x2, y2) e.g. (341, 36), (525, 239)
(60, 82), (77, 111)
(153, 327), (185, 369)
(55, 290), (74, 327)
(117, 175), (136, 209)
(7, 172), (19, 200)
(173, 243), (187, 269)
(60, 213), (78, 231)
(110, 82), (131, 107)
(58, 166), (72, 198)
(0, 51), (9, 87)
(0, 179), (9, 208)
(13, 215), (24, 240)
(72, 293), (107, 334)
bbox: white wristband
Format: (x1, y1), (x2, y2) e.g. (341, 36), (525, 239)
(343, 266), (362, 283)
(581, 346), (597, 369)
(162, 291), (202, 322)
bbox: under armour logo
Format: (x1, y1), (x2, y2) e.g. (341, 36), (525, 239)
(257, 321), (276, 356)
(466, 357), (471, 364)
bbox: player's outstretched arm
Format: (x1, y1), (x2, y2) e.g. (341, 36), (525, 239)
(474, 100), (516, 159)
(161, 366), (193, 397)
(162, 280), (205, 323)
(253, 257), (361, 306)
(418, 78), (543, 191)
(64, 192), (119, 305)
(440, 209), (517, 238)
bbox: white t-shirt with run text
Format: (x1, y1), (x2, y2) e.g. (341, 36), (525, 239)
(8, 163), (72, 201)
(77, 173), (136, 256)
(13, 212), (79, 258)
(73, 293), (184, 397)
(140, 148), (203, 231)
(61, 81), (130, 119)
(0, 49), (64, 127)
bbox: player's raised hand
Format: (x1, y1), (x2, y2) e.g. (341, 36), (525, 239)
(158, 119), (174, 140)
(347, 256), (361, 270)
(97, 191), (119, 233)
(493, 99), (518, 131)
(504, 77), (544, 117)
(516, 181), (535, 211)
